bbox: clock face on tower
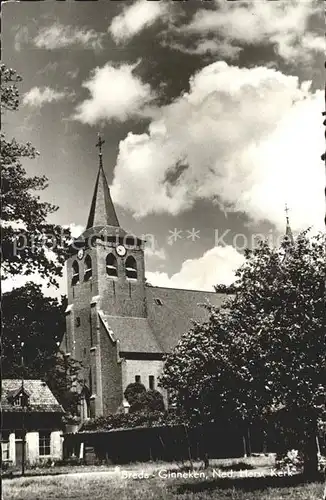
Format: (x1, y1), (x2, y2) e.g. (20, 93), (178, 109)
(116, 245), (126, 257)
(77, 249), (84, 260)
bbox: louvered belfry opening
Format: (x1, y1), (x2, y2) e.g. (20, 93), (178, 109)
(84, 254), (92, 281)
(72, 260), (79, 285)
(106, 253), (118, 277)
(126, 255), (137, 280)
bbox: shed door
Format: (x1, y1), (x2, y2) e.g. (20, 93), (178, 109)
(15, 440), (26, 466)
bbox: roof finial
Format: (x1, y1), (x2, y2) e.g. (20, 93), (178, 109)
(95, 133), (105, 168)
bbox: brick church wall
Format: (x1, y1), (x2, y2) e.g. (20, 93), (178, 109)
(99, 323), (123, 414)
(122, 359), (167, 405)
(97, 244), (147, 318)
(65, 250), (100, 382)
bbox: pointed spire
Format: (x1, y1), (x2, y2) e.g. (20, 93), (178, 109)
(284, 203), (294, 245)
(86, 134), (120, 230)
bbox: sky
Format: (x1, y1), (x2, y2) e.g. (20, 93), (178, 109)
(2, 0), (325, 297)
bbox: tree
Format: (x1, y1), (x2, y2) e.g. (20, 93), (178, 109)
(124, 383), (165, 413)
(214, 283), (238, 294)
(160, 308), (241, 467)
(161, 232), (326, 476)
(144, 390), (165, 412)
(1, 64), (70, 287)
(2, 282), (82, 414)
(129, 390), (165, 414)
(45, 351), (83, 415)
(2, 282), (65, 374)
(124, 382), (147, 407)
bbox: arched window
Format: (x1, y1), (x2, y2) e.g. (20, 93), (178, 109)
(72, 260), (79, 285)
(106, 253), (118, 277)
(126, 256), (137, 280)
(84, 254), (92, 281)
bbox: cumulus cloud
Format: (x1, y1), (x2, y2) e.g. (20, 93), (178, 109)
(22, 86), (71, 107)
(273, 32), (325, 63)
(111, 62), (324, 232)
(146, 245), (244, 291)
(63, 223), (85, 240)
(145, 245), (166, 261)
(70, 224), (85, 238)
(34, 23), (104, 50)
(162, 38), (241, 60)
(171, 0), (323, 63)
(109, 0), (169, 44)
(74, 62), (154, 125)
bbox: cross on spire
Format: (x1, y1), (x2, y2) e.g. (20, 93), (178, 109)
(285, 203), (290, 222)
(96, 133), (105, 169)
(96, 133), (105, 154)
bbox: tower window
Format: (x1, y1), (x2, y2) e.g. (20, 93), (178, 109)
(72, 261), (79, 285)
(106, 253), (118, 277)
(135, 375), (141, 383)
(126, 236), (137, 248)
(84, 255), (92, 281)
(149, 375), (155, 390)
(154, 298), (163, 306)
(126, 256), (137, 280)
(75, 317), (81, 327)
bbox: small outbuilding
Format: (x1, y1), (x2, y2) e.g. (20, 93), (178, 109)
(1, 379), (64, 466)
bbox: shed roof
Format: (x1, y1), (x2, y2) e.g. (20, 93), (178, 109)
(1, 379), (64, 413)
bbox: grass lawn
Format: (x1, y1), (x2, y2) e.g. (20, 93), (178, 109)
(3, 457), (325, 500)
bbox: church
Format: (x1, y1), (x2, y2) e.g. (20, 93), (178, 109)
(62, 137), (228, 419)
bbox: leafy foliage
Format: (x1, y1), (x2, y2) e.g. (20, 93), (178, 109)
(124, 382), (147, 406)
(130, 390), (166, 413)
(214, 283), (238, 294)
(82, 409), (184, 432)
(2, 282), (66, 371)
(47, 351), (83, 415)
(2, 282), (82, 414)
(124, 383), (165, 413)
(1, 64), (70, 286)
(160, 232), (326, 476)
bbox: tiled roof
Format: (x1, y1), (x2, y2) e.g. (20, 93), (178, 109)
(101, 314), (164, 353)
(146, 286), (227, 352)
(1, 380), (64, 413)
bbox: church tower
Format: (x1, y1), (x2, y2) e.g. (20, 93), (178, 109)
(64, 135), (146, 416)
(284, 204), (294, 245)
(63, 134), (229, 419)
